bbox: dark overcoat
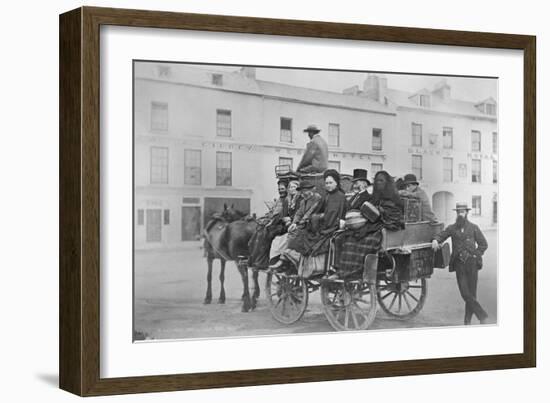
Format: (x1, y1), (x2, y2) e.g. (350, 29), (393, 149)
(433, 220), (488, 272)
(347, 189), (371, 211)
(296, 134), (329, 173)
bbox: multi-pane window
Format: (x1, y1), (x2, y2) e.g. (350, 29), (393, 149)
(493, 160), (498, 184)
(472, 196), (482, 216)
(459, 163), (467, 178)
(472, 159), (481, 183)
(328, 123), (340, 147)
(184, 149), (201, 185)
(493, 132), (498, 154)
(419, 94), (430, 107)
(412, 155), (423, 180)
(486, 103), (496, 115)
(412, 123), (422, 146)
(216, 152), (232, 186)
(150, 147), (168, 184)
(443, 158), (453, 182)
(443, 127), (453, 149)
(216, 109), (232, 137)
(279, 157), (293, 170)
(472, 130), (481, 152)
(328, 160), (341, 172)
(371, 163), (383, 176)
(372, 128), (382, 151)
(163, 209), (170, 225)
(151, 102), (168, 131)
(280, 118), (292, 143)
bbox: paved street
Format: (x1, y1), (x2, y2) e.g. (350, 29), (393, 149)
(134, 230), (497, 340)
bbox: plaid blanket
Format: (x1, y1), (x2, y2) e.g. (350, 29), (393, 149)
(336, 230), (383, 273)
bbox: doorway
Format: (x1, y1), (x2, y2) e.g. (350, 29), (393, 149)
(432, 191), (455, 225)
(146, 209), (162, 242)
(181, 206), (201, 241)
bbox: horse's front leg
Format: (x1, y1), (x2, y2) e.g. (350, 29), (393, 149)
(204, 257), (213, 304)
(238, 262), (251, 312)
(250, 269), (260, 310)
(218, 260), (226, 304)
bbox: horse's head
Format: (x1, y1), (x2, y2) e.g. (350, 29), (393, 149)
(247, 216), (286, 269)
(221, 203), (247, 222)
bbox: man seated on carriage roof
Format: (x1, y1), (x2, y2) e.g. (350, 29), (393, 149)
(398, 173), (437, 222)
(295, 125), (329, 174)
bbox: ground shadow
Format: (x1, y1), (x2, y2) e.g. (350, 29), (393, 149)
(35, 373), (58, 388)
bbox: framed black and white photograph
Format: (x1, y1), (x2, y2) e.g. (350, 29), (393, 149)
(59, 6), (536, 396)
(132, 61), (500, 339)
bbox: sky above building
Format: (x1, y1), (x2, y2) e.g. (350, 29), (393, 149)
(180, 63), (497, 104)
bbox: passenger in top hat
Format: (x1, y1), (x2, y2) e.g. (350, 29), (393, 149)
(432, 202), (489, 325)
(398, 173), (437, 222)
(348, 168), (372, 210)
(295, 124), (329, 174)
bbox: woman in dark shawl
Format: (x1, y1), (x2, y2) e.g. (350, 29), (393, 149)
(335, 170), (404, 275)
(279, 169), (347, 268)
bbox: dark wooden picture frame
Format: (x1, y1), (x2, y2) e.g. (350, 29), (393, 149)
(59, 6), (536, 396)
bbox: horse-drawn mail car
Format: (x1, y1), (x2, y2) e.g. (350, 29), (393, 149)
(264, 166), (448, 331)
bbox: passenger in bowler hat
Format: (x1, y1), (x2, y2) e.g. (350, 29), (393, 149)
(347, 168), (372, 210)
(399, 173), (437, 222)
(432, 202), (489, 325)
(296, 124), (329, 174)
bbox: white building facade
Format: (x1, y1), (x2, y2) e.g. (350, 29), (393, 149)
(134, 64), (497, 249)
(368, 76), (498, 228)
(134, 64), (397, 249)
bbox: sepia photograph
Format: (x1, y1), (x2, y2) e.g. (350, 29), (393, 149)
(132, 61), (498, 341)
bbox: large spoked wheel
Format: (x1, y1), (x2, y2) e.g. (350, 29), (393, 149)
(321, 279), (377, 331)
(376, 277), (427, 319)
(265, 271), (309, 325)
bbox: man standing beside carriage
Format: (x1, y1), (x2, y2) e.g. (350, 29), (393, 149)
(432, 202), (489, 325)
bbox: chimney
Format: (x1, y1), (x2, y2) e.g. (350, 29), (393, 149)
(363, 74), (387, 103)
(342, 85), (360, 95)
(240, 67), (256, 79)
(432, 79), (451, 101)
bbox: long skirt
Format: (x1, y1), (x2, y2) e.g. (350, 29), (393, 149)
(335, 229), (383, 273)
(269, 233), (289, 260)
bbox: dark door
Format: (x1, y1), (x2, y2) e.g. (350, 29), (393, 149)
(146, 209), (162, 242)
(182, 206), (201, 241)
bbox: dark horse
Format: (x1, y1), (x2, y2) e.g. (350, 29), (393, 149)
(203, 204), (260, 312)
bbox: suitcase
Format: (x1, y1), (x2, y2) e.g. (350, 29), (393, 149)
(434, 242), (451, 269)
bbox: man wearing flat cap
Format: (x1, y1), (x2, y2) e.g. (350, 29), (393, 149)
(347, 168), (372, 210)
(399, 173), (437, 222)
(296, 125), (329, 174)
(432, 202), (489, 325)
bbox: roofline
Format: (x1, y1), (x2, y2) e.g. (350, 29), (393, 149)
(396, 105), (498, 122)
(135, 76), (397, 116)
